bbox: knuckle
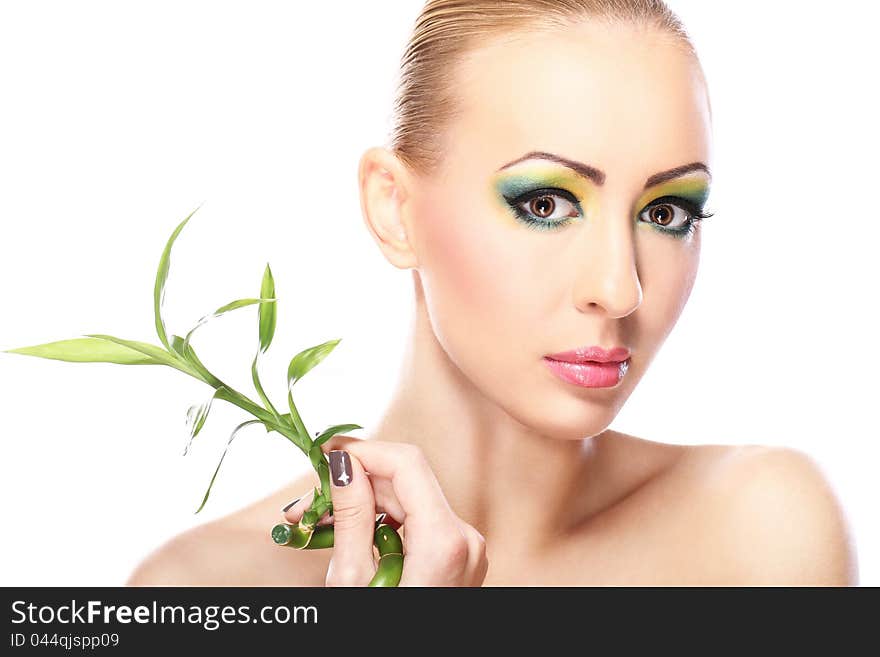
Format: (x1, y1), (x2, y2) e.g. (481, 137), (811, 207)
(325, 561), (370, 587)
(435, 531), (469, 570)
(468, 526), (487, 552)
(402, 443), (425, 462)
(403, 444), (430, 470)
(330, 503), (367, 528)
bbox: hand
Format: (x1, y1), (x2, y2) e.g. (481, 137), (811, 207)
(283, 436), (489, 587)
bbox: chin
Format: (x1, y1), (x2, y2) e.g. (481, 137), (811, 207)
(507, 391), (622, 441)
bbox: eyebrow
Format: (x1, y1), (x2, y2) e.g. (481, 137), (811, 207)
(497, 151), (711, 189)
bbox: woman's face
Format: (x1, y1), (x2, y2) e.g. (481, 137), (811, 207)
(405, 21), (713, 439)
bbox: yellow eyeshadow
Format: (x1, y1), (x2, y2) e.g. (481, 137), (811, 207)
(634, 175), (710, 212)
(491, 165), (595, 198)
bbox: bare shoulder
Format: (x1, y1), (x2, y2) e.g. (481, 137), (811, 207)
(126, 473), (330, 586)
(674, 442), (859, 585)
(125, 520), (247, 586)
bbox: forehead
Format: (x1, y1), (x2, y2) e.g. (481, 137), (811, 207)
(445, 21), (711, 178)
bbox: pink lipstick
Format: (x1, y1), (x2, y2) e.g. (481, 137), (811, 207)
(543, 345), (630, 388)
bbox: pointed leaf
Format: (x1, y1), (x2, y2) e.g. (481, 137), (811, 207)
(183, 297), (276, 355)
(4, 337), (162, 365)
(313, 423), (363, 449)
(183, 388), (220, 455)
(216, 297), (274, 316)
(286, 389), (310, 451)
(154, 205), (201, 351)
(251, 350), (281, 422)
(287, 338), (341, 388)
(83, 334), (193, 376)
(258, 263), (277, 353)
(194, 419), (263, 514)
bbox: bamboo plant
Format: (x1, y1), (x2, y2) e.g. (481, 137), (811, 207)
(3, 206), (404, 587)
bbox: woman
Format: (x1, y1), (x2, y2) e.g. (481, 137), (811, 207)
(127, 0), (857, 586)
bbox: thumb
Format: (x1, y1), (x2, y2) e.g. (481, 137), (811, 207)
(325, 449), (376, 585)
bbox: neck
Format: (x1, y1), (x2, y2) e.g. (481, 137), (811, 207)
(365, 273), (621, 557)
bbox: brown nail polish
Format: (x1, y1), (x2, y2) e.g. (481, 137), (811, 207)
(281, 495), (302, 512)
(329, 450), (353, 487)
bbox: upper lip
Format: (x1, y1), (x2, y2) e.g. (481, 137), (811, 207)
(544, 345), (631, 364)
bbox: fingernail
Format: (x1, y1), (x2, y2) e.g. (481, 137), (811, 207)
(281, 495), (302, 513)
(329, 450), (353, 487)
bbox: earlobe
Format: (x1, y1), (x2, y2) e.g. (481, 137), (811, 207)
(358, 147), (418, 270)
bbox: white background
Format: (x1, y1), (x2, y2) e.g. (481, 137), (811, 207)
(1, 1), (877, 585)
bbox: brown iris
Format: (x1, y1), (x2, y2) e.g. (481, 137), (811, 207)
(530, 196), (556, 218)
(648, 204), (674, 226)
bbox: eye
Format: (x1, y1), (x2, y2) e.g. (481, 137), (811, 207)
(518, 193), (579, 221)
(640, 200), (690, 230)
(638, 195), (710, 237)
(505, 188), (583, 231)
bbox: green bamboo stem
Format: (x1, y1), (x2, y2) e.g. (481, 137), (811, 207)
(178, 341), (339, 549)
(271, 519), (405, 586)
(184, 347), (339, 539)
(369, 524), (404, 587)
(5, 209), (372, 585)
(197, 368), (335, 527)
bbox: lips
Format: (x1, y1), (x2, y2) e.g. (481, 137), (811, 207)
(544, 345), (631, 364)
(543, 357), (629, 388)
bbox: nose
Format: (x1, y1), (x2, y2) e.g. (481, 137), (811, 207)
(571, 210), (642, 318)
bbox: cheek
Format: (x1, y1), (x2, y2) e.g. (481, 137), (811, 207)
(635, 229), (700, 345)
(417, 198), (524, 326)
(413, 191), (540, 370)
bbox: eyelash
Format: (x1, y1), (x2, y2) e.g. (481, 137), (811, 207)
(505, 188), (715, 238)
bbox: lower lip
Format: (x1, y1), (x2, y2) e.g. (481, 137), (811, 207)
(543, 357), (629, 388)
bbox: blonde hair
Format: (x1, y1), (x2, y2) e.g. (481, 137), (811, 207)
(388, 0), (700, 177)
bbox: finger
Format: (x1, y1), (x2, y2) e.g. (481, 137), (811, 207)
(282, 489), (315, 524)
(321, 436), (457, 535)
(457, 520), (489, 586)
(282, 479), (391, 527)
(321, 436), (466, 584)
(292, 438), (405, 526)
(324, 450), (376, 586)
(363, 472), (406, 523)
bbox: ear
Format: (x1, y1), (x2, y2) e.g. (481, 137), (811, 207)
(357, 146), (418, 269)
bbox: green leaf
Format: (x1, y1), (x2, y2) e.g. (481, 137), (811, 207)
(170, 334), (188, 360)
(258, 263), (277, 354)
(286, 389), (310, 452)
(217, 297), (274, 316)
(183, 297), (276, 355)
(83, 334), (194, 376)
(179, 341), (224, 388)
(274, 412), (308, 450)
(4, 337), (163, 365)
(183, 388), (221, 456)
(194, 418), (263, 514)
(286, 338), (341, 388)
(308, 443), (327, 473)
(154, 205), (201, 352)
(313, 423), (363, 448)
(251, 350), (282, 422)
